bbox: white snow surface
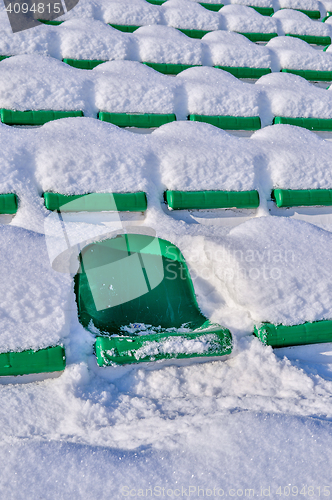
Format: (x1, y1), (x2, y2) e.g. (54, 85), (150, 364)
(0, 225), (72, 352)
(278, 0), (320, 10)
(219, 4), (278, 33)
(161, 0), (221, 30)
(273, 8), (332, 36)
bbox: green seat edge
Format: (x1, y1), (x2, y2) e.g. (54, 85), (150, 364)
(189, 114), (261, 130)
(0, 109), (84, 125)
(98, 112), (176, 128)
(254, 321), (332, 348)
(272, 188), (332, 207)
(63, 58), (106, 69)
(0, 193), (18, 214)
(43, 192), (148, 212)
(165, 190), (260, 210)
(142, 62), (200, 74)
(94, 325), (232, 366)
(285, 33), (331, 45)
(281, 68), (332, 81)
(215, 66), (271, 78)
(0, 345), (66, 376)
(273, 116), (332, 131)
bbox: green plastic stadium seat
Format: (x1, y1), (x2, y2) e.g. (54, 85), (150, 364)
(237, 32), (277, 42)
(189, 114), (261, 130)
(215, 66), (271, 79)
(178, 28), (212, 38)
(43, 192), (147, 212)
(143, 62), (200, 74)
(98, 112), (176, 128)
(273, 116), (332, 131)
(0, 109), (84, 126)
(165, 190), (260, 209)
(0, 194), (18, 214)
(281, 69), (332, 81)
(109, 24), (140, 33)
(281, 7), (320, 19)
(286, 34), (331, 46)
(75, 234), (232, 365)
(254, 321), (332, 348)
(272, 189), (332, 207)
(63, 59), (106, 70)
(0, 345), (66, 376)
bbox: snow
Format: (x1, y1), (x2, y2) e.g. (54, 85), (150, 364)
(273, 8), (332, 36)
(225, 0), (273, 7)
(202, 30), (273, 68)
(177, 66), (261, 116)
(161, 0), (221, 30)
(266, 35), (332, 71)
(278, 0), (320, 10)
(96, 0), (164, 26)
(219, 4), (278, 33)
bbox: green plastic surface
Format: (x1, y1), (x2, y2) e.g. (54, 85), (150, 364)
(286, 33), (331, 45)
(237, 32), (277, 42)
(165, 190), (260, 209)
(44, 192), (147, 212)
(95, 326), (232, 365)
(323, 12), (332, 21)
(145, 0), (166, 3)
(98, 112), (176, 128)
(189, 114), (261, 130)
(254, 321), (332, 348)
(272, 188), (332, 207)
(75, 234), (232, 365)
(109, 24), (140, 33)
(280, 8), (320, 18)
(199, 3), (224, 11)
(63, 58), (106, 69)
(143, 62), (199, 74)
(281, 68), (332, 81)
(37, 19), (63, 25)
(0, 109), (84, 126)
(273, 116), (332, 131)
(0, 345), (66, 377)
(251, 6), (274, 15)
(0, 56), (10, 61)
(215, 66), (271, 78)
(0, 194), (18, 214)
(178, 28), (212, 38)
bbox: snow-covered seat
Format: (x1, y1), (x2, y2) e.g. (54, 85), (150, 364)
(219, 4), (278, 42)
(272, 9), (331, 45)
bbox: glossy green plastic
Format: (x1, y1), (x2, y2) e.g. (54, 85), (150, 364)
(98, 112), (176, 128)
(38, 19), (63, 25)
(254, 321), (332, 348)
(43, 192), (147, 212)
(251, 6), (274, 15)
(0, 345), (66, 377)
(280, 8), (320, 18)
(215, 66), (271, 78)
(286, 33), (331, 45)
(322, 12), (332, 22)
(63, 58), (106, 69)
(0, 55), (10, 61)
(200, 3), (224, 11)
(178, 28), (212, 38)
(238, 32), (277, 42)
(272, 188), (332, 207)
(0, 109), (83, 126)
(273, 116), (332, 131)
(0, 194), (18, 214)
(281, 68), (332, 81)
(143, 62), (199, 74)
(109, 24), (140, 33)
(145, 0), (166, 3)
(95, 326), (232, 366)
(189, 114), (261, 130)
(165, 190), (260, 210)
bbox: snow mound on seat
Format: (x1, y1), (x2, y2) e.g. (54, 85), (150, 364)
(134, 25), (204, 65)
(202, 30), (272, 68)
(178, 66), (261, 116)
(278, 0), (320, 11)
(219, 4), (277, 33)
(220, 216), (332, 326)
(273, 9), (331, 36)
(98, 0), (163, 26)
(153, 121), (258, 191)
(162, 0), (221, 30)
(267, 36), (332, 71)
(0, 225), (72, 353)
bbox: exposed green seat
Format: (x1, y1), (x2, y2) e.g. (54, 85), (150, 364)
(280, 7), (320, 18)
(273, 116), (332, 131)
(323, 12), (332, 22)
(43, 192), (147, 212)
(254, 321), (332, 348)
(178, 28), (212, 38)
(281, 68), (332, 81)
(215, 66), (271, 79)
(0, 345), (66, 377)
(37, 19), (63, 25)
(286, 34), (331, 46)
(75, 234), (232, 365)
(143, 62), (200, 74)
(189, 114), (261, 130)
(165, 190), (260, 209)
(272, 188), (332, 207)
(0, 194), (18, 214)
(0, 109), (84, 126)
(200, 3), (224, 11)
(251, 6), (274, 15)
(63, 59), (106, 70)
(0, 56), (10, 61)
(98, 112), (176, 128)
(109, 24), (140, 33)
(237, 32), (277, 42)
